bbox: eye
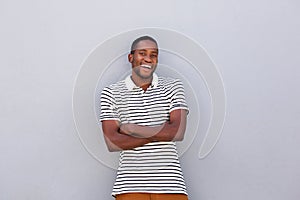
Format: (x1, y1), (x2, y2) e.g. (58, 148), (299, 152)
(150, 54), (158, 58)
(139, 52), (146, 56)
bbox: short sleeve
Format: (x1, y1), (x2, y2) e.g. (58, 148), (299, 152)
(99, 87), (120, 121)
(169, 79), (189, 113)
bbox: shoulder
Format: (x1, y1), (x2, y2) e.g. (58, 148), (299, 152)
(102, 80), (126, 93)
(158, 76), (184, 88)
(100, 80), (127, 102)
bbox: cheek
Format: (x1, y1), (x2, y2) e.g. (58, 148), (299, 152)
(133, 56), (142, 64)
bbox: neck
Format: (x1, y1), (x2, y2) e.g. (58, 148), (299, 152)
(131, 74), (153, 91)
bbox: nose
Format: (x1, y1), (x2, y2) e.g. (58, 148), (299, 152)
(143, 54), (152, 63)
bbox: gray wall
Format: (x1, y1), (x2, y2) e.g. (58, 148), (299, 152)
(1, 0), (299, 199)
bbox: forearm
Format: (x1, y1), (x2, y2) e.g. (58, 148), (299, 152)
(120, 109), (187, 142)
(102, 120), (151, 152)
(104, 132), (151, 152)
(124, 123), (184, 141)
(150, 122), (185, 141)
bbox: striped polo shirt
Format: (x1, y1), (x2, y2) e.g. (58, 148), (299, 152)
(100, 73), (189, 196)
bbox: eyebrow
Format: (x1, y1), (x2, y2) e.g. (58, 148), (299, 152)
(131, 48), (158, 54)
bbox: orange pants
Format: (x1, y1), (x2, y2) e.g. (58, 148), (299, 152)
(115, 193), (188, 200)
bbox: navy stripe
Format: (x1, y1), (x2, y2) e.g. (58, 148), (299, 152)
(100, 76), (188, 196)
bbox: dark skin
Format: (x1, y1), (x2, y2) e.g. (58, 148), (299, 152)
(102, 120), (152, 152)
(102, 39), (187, 152)
(102, 109), (187, 152)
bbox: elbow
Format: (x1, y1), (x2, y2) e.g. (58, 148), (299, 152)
(171, 125), (185, 141)
(106, 144), (117, 152)
(107, 146), (118, 152)
(106, 144), (122, 152)
(104, 137), (122, 152)
(172, 132), (185, 141)
(174, 122), (186, 141)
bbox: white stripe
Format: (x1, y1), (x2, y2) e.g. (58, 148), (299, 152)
(100, 76), (188, 195)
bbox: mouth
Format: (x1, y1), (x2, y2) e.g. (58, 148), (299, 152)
(140, 64), (152, 69)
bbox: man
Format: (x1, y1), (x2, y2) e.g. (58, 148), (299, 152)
(100, 36), (189, 200)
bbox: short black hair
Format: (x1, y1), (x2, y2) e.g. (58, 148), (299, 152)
(130, 35), (158, 54)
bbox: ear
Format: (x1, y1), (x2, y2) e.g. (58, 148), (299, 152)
(128, 53), (133, 63)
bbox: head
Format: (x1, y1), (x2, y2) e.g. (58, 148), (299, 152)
(128, 36), (159, 80)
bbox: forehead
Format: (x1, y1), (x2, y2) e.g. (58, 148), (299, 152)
(134, 40), (158, 51)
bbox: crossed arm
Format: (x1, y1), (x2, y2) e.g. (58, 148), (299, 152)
(101, 109), (187, 152)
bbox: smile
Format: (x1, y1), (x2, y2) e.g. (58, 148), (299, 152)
(140, 64), (152, 69)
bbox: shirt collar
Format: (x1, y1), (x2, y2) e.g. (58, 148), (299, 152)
(125, 73), (158, 91)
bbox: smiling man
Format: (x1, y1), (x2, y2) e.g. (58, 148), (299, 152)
(100, 36), (189, 200)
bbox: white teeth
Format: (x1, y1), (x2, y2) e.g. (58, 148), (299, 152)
(141, 64), (151, 69)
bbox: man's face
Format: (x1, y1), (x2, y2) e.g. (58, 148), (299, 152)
(128, 40), (158, 80)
